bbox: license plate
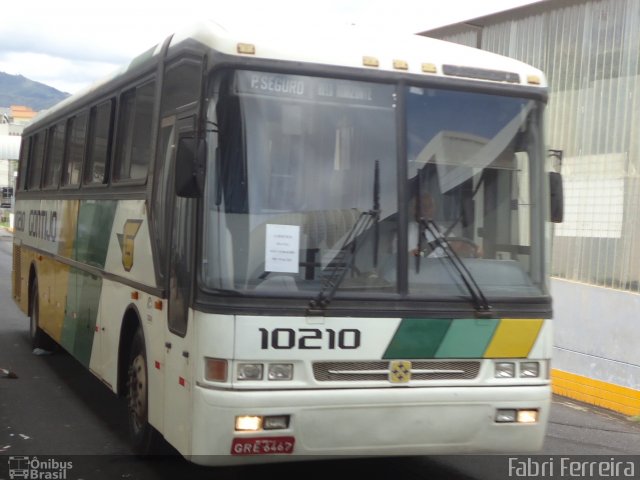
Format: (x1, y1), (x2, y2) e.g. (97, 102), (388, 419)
(231, 436), (295, 455)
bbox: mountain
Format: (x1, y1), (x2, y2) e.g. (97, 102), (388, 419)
(0, 72), (70, 111)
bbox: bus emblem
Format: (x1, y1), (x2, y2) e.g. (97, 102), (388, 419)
(117, 220), (143, 272)
(389, 360), (411, 384)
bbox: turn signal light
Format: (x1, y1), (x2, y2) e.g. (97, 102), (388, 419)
(205, 358), (228, 382)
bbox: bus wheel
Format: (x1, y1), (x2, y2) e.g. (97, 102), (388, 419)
(29, 279), (54, 350)
(127, 328), (159, 454)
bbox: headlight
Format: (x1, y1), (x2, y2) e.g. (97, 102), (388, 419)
(268, 363), (294, 381)
(263, 415), (290, 430)
(235, 416), (262, 431)
(237, 363), (264, 381)
(495, 409), (517, 423)
(517, 409), (539, 423)
(520, 362), (540, 378)
(495, 362), (515, 378)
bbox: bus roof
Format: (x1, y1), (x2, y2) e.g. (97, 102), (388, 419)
(178, 20), (546, 86)
(29, 21), (546, 132)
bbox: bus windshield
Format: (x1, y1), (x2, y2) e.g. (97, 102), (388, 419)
(203, 70), (545, 301)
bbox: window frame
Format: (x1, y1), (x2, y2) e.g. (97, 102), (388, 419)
(42, 121), (66, 191)
(17, 136), (32, 192)
(113, 77), (157, 186)
(61, 111), (89, 190)
(83, 98), (115, 188)
(27, 130), (46, 191)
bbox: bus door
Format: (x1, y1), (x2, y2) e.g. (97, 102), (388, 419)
(163, 115), (198, 454)
(157, 55), (205, 453)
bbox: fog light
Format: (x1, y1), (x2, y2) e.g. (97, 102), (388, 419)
(495, 409), (517, 423)
(517, 409), (539, 423)
(235, 416), (262, 431)
(263, 415), (290, 430)
(520, 362), (540, 378)
(268, 363), (293, 381)
(205, 358), (228, 382)
(238, 363), (264, 381)
(495, 362), (515, 378)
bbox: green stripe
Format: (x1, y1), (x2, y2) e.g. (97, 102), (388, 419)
(61, 268), (101, 367)
(59, 199), (116, 366)
(434, 319), (499, 358)
(383, 318), (452, 359)
(75, 200), (117, 268)
(382, 318), (543, 360)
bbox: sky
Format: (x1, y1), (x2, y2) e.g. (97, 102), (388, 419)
(0, 0), (542, 95)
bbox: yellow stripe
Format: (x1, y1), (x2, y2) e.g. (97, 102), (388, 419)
(483, 318), (543, 358)
(48, 261), (71, 341)
(21, 251), (68, 342)
(552, 369), (640, 416)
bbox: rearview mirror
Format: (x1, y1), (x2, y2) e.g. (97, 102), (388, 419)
(549, 171), (564, 223)
(175, 136), (205, 198)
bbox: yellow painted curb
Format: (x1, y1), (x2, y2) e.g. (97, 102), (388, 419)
(552, 369), (640, 416)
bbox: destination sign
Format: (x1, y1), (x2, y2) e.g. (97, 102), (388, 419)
(235, 71), (393, 107)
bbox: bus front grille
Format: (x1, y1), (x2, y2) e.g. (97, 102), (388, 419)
(313, 360), (481, 382)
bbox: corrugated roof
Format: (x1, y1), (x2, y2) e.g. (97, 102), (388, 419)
(0, 135), (21, 160)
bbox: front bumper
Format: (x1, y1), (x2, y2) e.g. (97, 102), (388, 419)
(187, 383), (550, 465)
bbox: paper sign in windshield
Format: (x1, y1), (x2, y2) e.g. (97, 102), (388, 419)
(265, 224), (300, 273)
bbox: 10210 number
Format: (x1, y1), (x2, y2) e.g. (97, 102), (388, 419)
(259, 328), (361, 350)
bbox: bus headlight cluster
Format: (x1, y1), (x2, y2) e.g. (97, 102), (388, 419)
(235, 415), (290, 432)
(495, 409), (539, 424)
(237, 363), (294, 381)
(494, 361), (541, 378)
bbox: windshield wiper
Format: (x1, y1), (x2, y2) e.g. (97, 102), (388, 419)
(307, 161), (380, 315)
(420, 219), (493, 317)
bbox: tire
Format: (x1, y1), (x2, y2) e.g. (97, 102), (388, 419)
(29, 279), (55, 351)
(127, 328), (160, 454)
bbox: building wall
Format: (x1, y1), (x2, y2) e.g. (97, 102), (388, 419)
(0, 121), (22, 195)
(426, 0), (640, 410)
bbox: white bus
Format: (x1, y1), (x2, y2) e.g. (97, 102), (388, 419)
(12, 21), (560, 464)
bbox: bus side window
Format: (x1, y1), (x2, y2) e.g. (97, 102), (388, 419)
(62, 112), (88, 186)
(17, 136), (31, 192)
(84, 99), (114, 185)
(115, 80), (156, 182)
(161, 58), (202, 115)
(28, 131), (46, 191)
(43, 122), (66, 189)
(151, 118), (176, 284)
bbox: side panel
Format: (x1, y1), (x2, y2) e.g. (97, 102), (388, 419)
(90, 280), (166, 431)
(13, 196), (170, 439)
(162, 316), (195, 454)
(12, 198), (158, 369)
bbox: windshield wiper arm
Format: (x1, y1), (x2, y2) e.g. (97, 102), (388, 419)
(372, 160), (381, 268)
(307, 211), (375, 314)
(420, 219), (493, 317)
(307, 161), (381, 315)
